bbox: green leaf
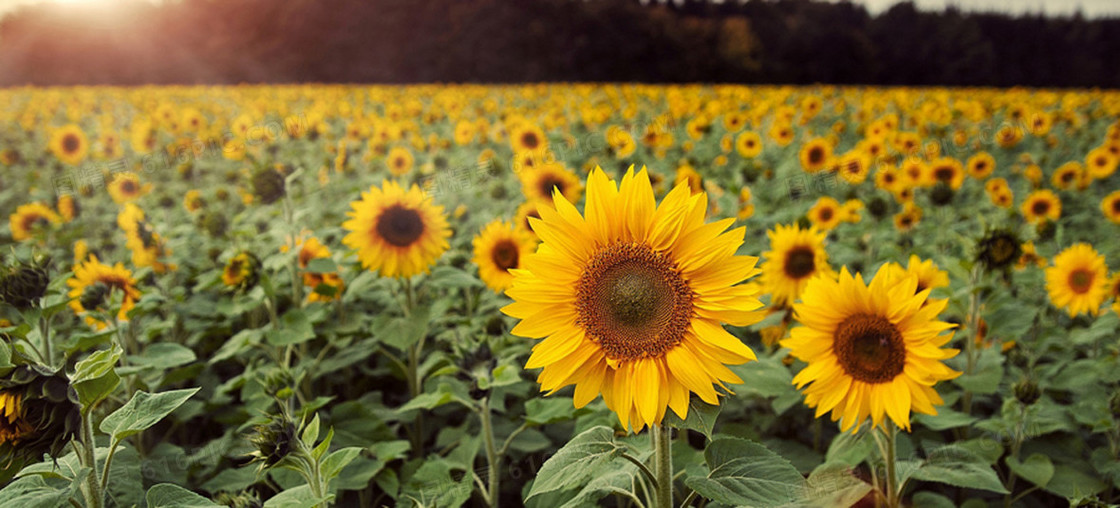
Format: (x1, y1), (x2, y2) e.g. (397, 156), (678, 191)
(795, 463), (872, 508)
(662, 396), (721, 440)
(129, 343), (197, 370)
(909, 445), (1009, 494)
(825, 430), (874, 466)
(683, 437), (805, 507)
(268, 309), (317, 346)
(301, 413), (321, 448)
(913, 407), (978, 431)
(1043, 464), (1107, 499)
(72, 346), (122, 409)
(525, 397), (577, 426)
(0, 475), (77, 508)
(911, 492), (956, 508)
(262, 484), (331, 508)
(952, 347), (1004, 394)
(305, 257), (337, 273)
(556, 468), (639, 508)
(526, 426), (624, 499)
(380, 308), (430, 351)
(145, 483), (222, 508)
(427, 265), (482, 289)
(1006, 453), (1054, 488)
(100, 388), (201, 440)
(321, 447), (364, 480)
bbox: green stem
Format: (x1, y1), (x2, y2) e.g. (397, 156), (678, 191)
(679, 489), (698, 508)
(78, 411), (104, 508)
(39, 313), (52, 367)
(960, 266), (982, 425)
(620, 452), (658, 489)
(479, 396), (500, 508)
(653, 423), (673, 508)
(100, 438), (121, 492)
(873, 423), (900, 508)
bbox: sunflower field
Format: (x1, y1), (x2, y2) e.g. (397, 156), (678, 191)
(1, 84), (1119, 508)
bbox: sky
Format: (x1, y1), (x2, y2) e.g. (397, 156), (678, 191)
(2, 0), (1119, 18)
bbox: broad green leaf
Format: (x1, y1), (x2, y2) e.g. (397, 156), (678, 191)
(825, 430), (874, 466)
(301, 413), (321, 447)
(913, 407), (978, 431)
(911, 491), (956, 508)
(0, 475), (77, 508)
(557, 468), (638, 508)
(379, 307), (430, 351)
(1043, 464), (1107, 498)
(525, 397), (577, 426)
(426, 265), (482, 289)
(909, 445), (1009, 494)
(262, 484), (331, 508)
(952, 347), (1003, 395)
(1006, 453), (1054, 488)
(129, 343), (197, 370)
(145, 483), (222, 508)
(322, 447), (364, 480)
(662, 396), (721, 440)
(305, 257), (337, 273)
(101, 388), (201, 440)
(526, 426), (625, 499)
(683, 437), (805, 507)
(268, 309), (316, 346)
(794, 462), (872, 508)
(72, 346), (122, 409)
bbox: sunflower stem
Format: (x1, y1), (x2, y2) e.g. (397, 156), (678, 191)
(78, 410), (104, 508)
(873, 423), (900, 508)
(479, 396), (500, 508)
(653, 422), (673, 508)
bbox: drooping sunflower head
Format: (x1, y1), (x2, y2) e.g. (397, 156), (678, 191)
(9, 203), (61, 242)
(0, 256), (51, 310)
(976, 228), (1023, 272)
(0, 365), (81, 465)
(222, 252), (261, 292)
(503, 167), (764, 432)
(251, 167), (287, 205)
(472, 220), (537, 293)
(66, 255), (142, 329)
(342, 180), (451, 278)
(781, 266), (960, 433)
(761, 223), (834, 307)
(1045, 243), (1109, 317)
(107, 172), (151, 204)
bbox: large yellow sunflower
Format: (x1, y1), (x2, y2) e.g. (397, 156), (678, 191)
(799, 138), (833, 173)
(342, 180), (450, 278)
(502, 167), (765, 432)
(9, 203), (61, 242)
(49, 124), (89, 166)
(1045, 243), (1109, 317)
(760, 223), (833, 307)
(781, 266), (960, 433)
(887, 255), (949, 295)
(67, 255), (142, 329)
(472, 220), (538, 293)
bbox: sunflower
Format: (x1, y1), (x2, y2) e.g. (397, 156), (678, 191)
(108, 172), (151, 204)
(781, 266), (960, 432)
(1086, 147), (1118, 179)
(510, 122), (548, 154)
(808, 197), (843, 231)
(386, 146), (414, 176)
(1021, 189), (1061, 225)
(49, 124), (89, 166)
(836, 150), (871, 184)
(502, 167), (765, 432)
(0, 365), (81, 466)
(1017, 241), (1047, 270)
(0, 149), (22, 166)
(735, 131), (762, 158)
(799, 138), (833, 173)
(56, 194), (79, 222)
(290, 236), (345, 301)
(769, 122), (795, 147)
(1108, 273), (1120, 316)
(926, 158), (964, 189)
(893, 203), (922, 232)
(67, 255), (141, 329)
(966, 152), (995, 180)
(874, 165), (902, 193)
(761, 223), (833, 307)
(515, 200), (546, 236)
(519, 162), (583, 204)
(1101, 190), (1120, 224)
(184, 189), (205, 213)
(606, 126), (637, 159)
(9, 203), (61, 242)
(342, 180), (450, 278)
(887, 255), (949, 295)
(1051, 162), (1084, 190)
(472, 220), (538, 293)
(223, 252), (261, 292)
(1045, 243), (1109, 317)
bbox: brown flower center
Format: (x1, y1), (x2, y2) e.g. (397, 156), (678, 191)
(808, 146), (824, 165)
(1068, 269), (1094, 294)
(539, 176), (565, 198)
(62, 134), (80, 153)
(521, 132), (540, 150)
(577, 242), (693, 361)
(1031, 200), (1050, 216)
(783, 246), (816, 279)
(490, 240), (520, 271)
(934, 166), (954, 182)
(833, 314), (905, 384)
(376, 205), (424, 247)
